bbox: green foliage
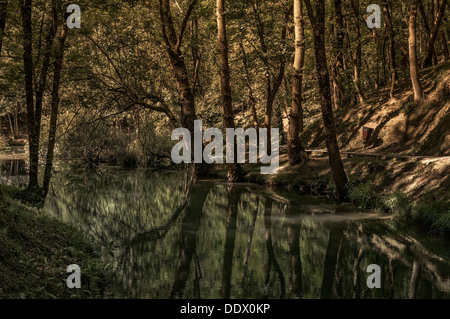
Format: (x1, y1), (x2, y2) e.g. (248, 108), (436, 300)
(348, 180), (383, 210)
(411, 200), (450, 237)
(0, 198), (110, 298)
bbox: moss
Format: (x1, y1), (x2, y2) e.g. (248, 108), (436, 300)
(0, 194), (111, 299)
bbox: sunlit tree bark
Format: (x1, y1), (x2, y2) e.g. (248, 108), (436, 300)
(287, 0), (307, 166)
(409, 0), (424, 101)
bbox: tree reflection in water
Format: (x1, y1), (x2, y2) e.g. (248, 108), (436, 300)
(40, 168), (450, 299)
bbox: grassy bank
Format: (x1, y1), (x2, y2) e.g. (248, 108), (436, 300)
(0, 187), (110, 299)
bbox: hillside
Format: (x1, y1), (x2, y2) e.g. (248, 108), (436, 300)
(302, 61), (450, 157)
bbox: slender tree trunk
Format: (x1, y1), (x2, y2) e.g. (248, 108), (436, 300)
(0, 0), (7, 56)
(20, 0), (39, 189)
(350, 0), (365, 104)
(331, 0), (344, 109)
(7, 113), (13, 138)
(304, 0), (348, 202)
(422, 0), (447, 68)
(253, 3), (290, 144)
(14, 104), (18, 137)
(239, 41), (259, 130)
(409, 1), (424, 101)
(217, 0), (244, 182)
(288, 0), (307, 166)
(383, 0), (397, 99)
(43, 14), (68, 197)
(440, 31), (449, 61)
(418, 0), (439, 63)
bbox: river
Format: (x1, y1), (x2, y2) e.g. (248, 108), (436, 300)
(1, 159), (450, 299)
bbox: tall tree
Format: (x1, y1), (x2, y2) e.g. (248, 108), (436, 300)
(422, 0), (448, 68)
(287, 0), (307, 166)
(409, 0), (424, 101)
(382, 0), (397, 99)
(304, 0), (348, 202)
(239, 40), (259, 131)
(350, 0), (365, 104)
(158, 0), (200, 172)
(252, 1), (290, 134)
(331, 0), (344, 109)
(20, 0), (37, 189)
(217, 0), (244, 182)
(43, 4), (69, 196)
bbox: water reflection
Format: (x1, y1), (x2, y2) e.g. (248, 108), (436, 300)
(3, 166), (450, 298)
(0, 159), (28, 188)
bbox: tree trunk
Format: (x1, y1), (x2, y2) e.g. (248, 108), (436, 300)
(409, 1), (423, 101)
(254, 3), (290, 145)
(239, 41), (259, 130)
(43, 15), (69, 197)
(304, 0), (348, 202)
(383, 0), (397, 99)
(217, 0), (244, 182)
(20, 0), (39, 189)
(0, 0), (7, 57)
(288, 0), (307, 166)
(422, 0), (447, 68)
(331, 0), (344, 109)
(159, 0), (203, 175)
(350, 0), (365, 104)
(439, 31), (449, 61)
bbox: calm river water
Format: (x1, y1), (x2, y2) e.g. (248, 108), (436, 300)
(2, 160), (450, 299)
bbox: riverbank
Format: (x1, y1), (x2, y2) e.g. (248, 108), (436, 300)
(0, 187), (110, 298)
(206, 148), (450, 237)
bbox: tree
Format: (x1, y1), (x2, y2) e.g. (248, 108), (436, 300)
(409, 0), (423, 101)
(331, 0), (344, 109)
(382, 0), (397, 99)
(251, 1), (290, 135)
(349, 0), (365, 104)
(43, 4), (69, 196)
(20, 0), (39, 190)
(287, 0), (307, 166)
(217, 0), (244, 182)
(304, 0), (348, 202)
(422, 0), (448, 68)
(158, 0), (200, 171)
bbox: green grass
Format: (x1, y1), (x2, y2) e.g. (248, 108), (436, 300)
(348, 180), (450, 237)
(0, 192), (111, 299)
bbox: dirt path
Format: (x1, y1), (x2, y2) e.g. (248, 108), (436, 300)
(305, 149), (450, 161)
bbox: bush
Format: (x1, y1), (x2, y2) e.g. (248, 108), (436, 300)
(411, 200), (450, 236)
(348, 181), (383, 209)
(383, 192), (412, 218)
